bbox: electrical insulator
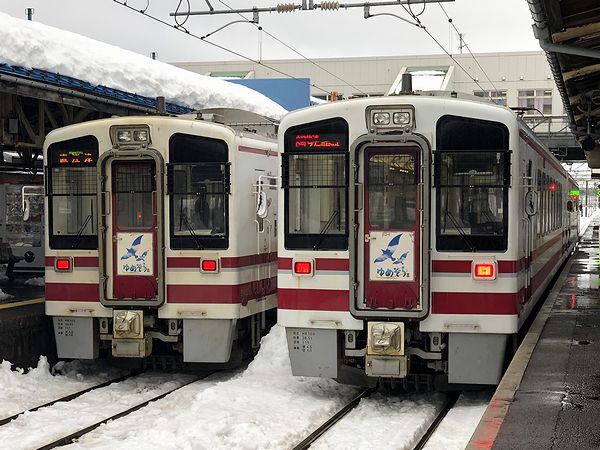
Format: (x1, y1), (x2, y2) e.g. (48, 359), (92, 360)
(319, 1), (339, 10)
(276, 3), (296, 13)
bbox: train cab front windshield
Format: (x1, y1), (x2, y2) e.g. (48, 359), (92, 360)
(282, 118), (349, 250)
(168, 133), (230, 250)
(435, 115), (510, 252)
(47, 135), (99, 250)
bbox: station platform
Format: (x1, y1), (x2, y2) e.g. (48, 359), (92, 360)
(469, 217), (600, 449)
(0, 280), (52, 369)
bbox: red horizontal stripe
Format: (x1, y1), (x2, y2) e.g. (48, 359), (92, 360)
(167, 277), (276, 304)
(431, 292), (518, 315)
(278, 288), (349, 311)
(167, 252), (276, 269)
(46, 283), (99, 302)
(238, 145), (278, 157)
(278, 257), (349, 271)
(45, 256), (99, 268)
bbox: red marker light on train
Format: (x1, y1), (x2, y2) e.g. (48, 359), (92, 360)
(473, 263), (495, 280)
(55, 257), (72, 272)
(201, 259), (218, 273)
(293, 260), (313, 276)
(549, 183), (556, 191)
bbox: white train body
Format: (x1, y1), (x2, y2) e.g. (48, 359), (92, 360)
(44, 110), (278, 364)
(277, 94), (579, 385)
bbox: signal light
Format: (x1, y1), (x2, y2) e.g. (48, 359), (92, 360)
(473, 263), (495, 280)
(549, 183), (556, 191)
(55, 257), (72, 272)
(201, 259), (218, 273)
(293, 260), (314, 277)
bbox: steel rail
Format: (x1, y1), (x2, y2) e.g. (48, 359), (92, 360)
(290, 388), (374, 450)
(412, 391), (460, 450)
(35, 373), (214, 450)
(0, 370), (143, 427)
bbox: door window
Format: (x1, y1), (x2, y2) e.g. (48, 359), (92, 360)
(114, 164), (155, 230)
(368, 154), (416, 229)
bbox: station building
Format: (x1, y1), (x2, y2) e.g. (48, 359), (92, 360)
(173, 51), (562, 117)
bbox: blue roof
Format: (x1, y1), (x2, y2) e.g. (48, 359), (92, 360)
(0, 63), (193, 115)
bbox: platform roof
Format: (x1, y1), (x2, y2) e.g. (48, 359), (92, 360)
(528, 0), (600, 167)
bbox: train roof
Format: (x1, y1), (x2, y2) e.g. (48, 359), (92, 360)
(44, 108), (278, 144)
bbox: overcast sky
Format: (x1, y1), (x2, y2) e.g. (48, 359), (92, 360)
(2, 0), (541, 62)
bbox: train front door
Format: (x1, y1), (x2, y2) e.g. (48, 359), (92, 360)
(107, 160), (159, 300)
(363, 148), (421, 310)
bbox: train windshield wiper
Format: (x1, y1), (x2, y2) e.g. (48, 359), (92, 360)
(181, 212), (203, 250)
(72, 214), (93, 249)
(313, 210), (339, 250)
(442, 208), (477, 252)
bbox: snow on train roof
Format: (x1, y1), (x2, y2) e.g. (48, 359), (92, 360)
(0, 12), (287, 120)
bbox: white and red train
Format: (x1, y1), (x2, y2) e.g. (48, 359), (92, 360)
(277, 93), (579, 386)
(43, 109), (278, 365)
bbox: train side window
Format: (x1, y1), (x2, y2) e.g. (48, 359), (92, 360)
(435, 115), (510, 252)
(168, 133), (229, 250)
(46, 135), (99, 250)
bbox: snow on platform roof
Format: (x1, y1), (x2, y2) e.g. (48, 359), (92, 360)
(0, 12), (287, 120)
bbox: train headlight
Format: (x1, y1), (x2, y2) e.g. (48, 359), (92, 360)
(393, 112), (411, 125)
(111, 125), (151, 147)
(366, 106), (415, 133)
(133, 130), (148, 142)
(372, 112), (390, 125)
(117, 130), (132, 143)
(367, 322), (404, 356)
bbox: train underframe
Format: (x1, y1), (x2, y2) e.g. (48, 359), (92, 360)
(286, 320), (512, 389)
(53, 308), (277, 370)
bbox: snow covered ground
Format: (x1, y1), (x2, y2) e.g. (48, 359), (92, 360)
(0, 328), (490, 449)
(312, 393), (446, 450)
(0, 372), (197, 450)
(423, 391), (492, 450)
(0, 357), (124, 418)
(24, 276), (45, 286)
(0, 12), (287, 120)
(63, 326), (358, 450)
(0, 288), (14, 300)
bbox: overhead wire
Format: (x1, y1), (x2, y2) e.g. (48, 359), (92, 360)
(216, 0), (368, 96)
(438, 4), (499, 93)
(396, 3), (489, 93)
(112, 0), (332, 95)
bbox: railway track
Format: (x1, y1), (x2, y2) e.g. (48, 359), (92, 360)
(412, 392), (460, 450)
(0, 370), (142, 427)
(0, 371), (213, 449)
(37, 374), (210, 449)
(290, 388), (374, 450)
(290, 389), (460, 450)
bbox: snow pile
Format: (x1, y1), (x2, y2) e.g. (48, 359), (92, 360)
(312, 393), (446, 449)
(68, 326), (359, 449)
(423, 391), (492, 450)
(0, 12), (287, 120)
(0, 357), (124, 418)
(0, 288), (14, 300)
(25, 277), (45, 287)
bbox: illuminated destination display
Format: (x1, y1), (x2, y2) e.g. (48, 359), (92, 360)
(293, 133), (345, 150)
(53, 150), (97, 166)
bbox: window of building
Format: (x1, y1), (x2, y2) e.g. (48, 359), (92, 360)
(473, 90), (508, 106)
(518, 89), (552, 115)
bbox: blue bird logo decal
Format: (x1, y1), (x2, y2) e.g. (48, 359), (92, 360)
(120, 235), (148, 262)
(373, 234), (408, 264)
